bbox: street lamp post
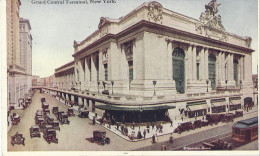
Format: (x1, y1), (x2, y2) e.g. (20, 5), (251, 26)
(153, 80), (157, 96)
(225, 80), (228, 90)
(240, 80), (242, 89)
(111, 81), (114, 95)
(206, 80), (209, 92)
(79, 82), (81, 91)
(97, 81), (100, 93)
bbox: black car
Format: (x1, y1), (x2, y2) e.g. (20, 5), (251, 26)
(43, 129), (58, 144)
(30, 125), (41, 138)
(78, 110), (89, 118)
(91, 130), (110, 145)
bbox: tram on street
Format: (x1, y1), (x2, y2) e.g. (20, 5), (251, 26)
(232, 117), (258, 143)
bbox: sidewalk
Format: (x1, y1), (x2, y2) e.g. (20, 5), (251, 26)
(50, 92), (258, 142)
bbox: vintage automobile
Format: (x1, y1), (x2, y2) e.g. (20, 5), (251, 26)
(206, 113), (224, 125)
(222, 113), (234, 123)
(43, 124), (54, 134)
(59, 113), (70, 125)
(11, 114), (20, 125)
(43, 109), (50, 116)
(42, 103), (49, 110)
(78, 110), (89, 118)
(43, 129), (58, 144)
(91, 130), (110, 145)
(35, 110), (43, 118)
(41, 97), (46, 103)
(68, 108), (75, 117)
(45, 114), (54, 125)
(57, 111), (65, 120)
(52, 120), (60, 131)
(11, 132), (25, 146)
(30, 125), (41, 138)
(193, 120), (202, 129)
(52, 107), (59, 115)
(174, 121), (193, 134)
(202, 139), (232, 150)
(235, 110), (243, 118)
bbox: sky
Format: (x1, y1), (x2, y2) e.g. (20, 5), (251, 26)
(19, 0), (258, 77)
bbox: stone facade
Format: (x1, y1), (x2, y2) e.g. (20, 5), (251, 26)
(7, 1), (33, 110)
(53, 1), (254, 122)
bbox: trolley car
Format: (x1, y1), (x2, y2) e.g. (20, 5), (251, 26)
(232, 117), (258, 143)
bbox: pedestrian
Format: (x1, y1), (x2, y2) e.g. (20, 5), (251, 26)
(116, 123), (119, 130)
(125, 127), (128, 136)
(143, 129), (146, 138)
(169, 135), (174, 144)
(181, 116), (183, 121)
(155, 133), (158, 143)
(152, 123), (155, 130)
(170, 120), (173, 127)
(132, 121), (135, 130)
(93, 116), (95, 125)
(152, 134), (155, 143)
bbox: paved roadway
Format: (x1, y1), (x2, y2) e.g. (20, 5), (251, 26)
(7, 90), (258, 151)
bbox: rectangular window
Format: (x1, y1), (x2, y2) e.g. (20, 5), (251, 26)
(128, 61), (133, 81)
(104, 64), (108, 81)
(197, 63), (199, 80)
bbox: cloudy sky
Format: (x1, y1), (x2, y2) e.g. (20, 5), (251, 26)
(19, 0), (258, 77)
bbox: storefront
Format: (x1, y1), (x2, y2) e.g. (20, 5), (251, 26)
(185, 100), (208, 118)
(229, 97), (242, 111)
(210, 98), (227, 113)
(96, 104), (175, 123)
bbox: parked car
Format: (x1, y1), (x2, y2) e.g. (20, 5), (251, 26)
(68, 108), (75, 117)
(174, 121), (193, 134)
(52, 107), (59, 115)
(43, 129), (58, 144)
(11, 132), (25, 146)
(235, 110), (243, 118)
(57, 111), (65, 120)
(41, 97), (46, 103)
(45, 114), (54, 125)
(59, 113), (70, 125)
(30, 125), (41, 138)
(43, 109), (50, 116)
(11, 114), (20, 125)
(91, 130), (110, 145)
(78, 110), (89, 118)
(42, 103), (49, 110)
(35, 110), (43, 118)
(222, 113), (234, 123)
(52, 120), (60, 131)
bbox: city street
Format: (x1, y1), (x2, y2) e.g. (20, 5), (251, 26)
(8, 90), (258, 151)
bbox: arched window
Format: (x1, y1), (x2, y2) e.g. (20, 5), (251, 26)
(172, 47), (185, 93)
(208, 54), (216, 90)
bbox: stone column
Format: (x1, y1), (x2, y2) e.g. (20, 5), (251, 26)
(218, 52), (222, 81)
(187, 44), (192, 81)
(230, 54), (234, 81)
(85, 58), (90, 90)
(192, 45), (197, 80)
(200, 47), (205, 81)
(240, 56), (244, 81)
(99, 51), (104, 81)
(91, 54), (97, 90)
(227, 53), (231, 81)
(222, 52), (225, 81)
(204, 48), (209, 80)
(167, 40), (172, 80)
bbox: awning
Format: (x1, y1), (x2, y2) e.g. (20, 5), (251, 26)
(95, 104), (175, 111)
(230, 100), (241, 105)
(211, 101), (227, 107)
(187, 104), (208, 111)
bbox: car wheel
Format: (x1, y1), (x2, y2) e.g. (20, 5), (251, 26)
(106, 138), (110, 144)
(101, 139), (105, 145)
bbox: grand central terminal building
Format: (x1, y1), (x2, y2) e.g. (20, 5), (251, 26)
(49, 1), (254, 123)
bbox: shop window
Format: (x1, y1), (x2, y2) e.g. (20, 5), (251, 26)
(104, 64), (108, 81)
(172, 47), (185, 93)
